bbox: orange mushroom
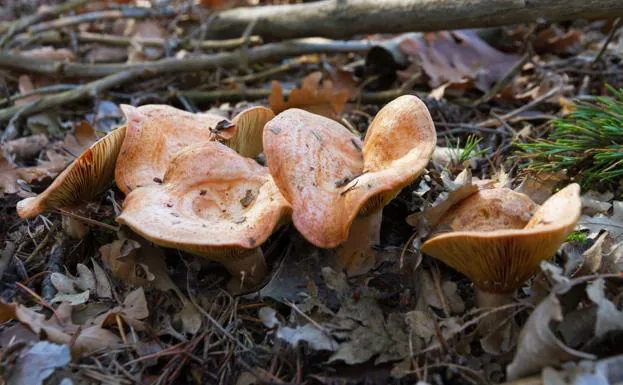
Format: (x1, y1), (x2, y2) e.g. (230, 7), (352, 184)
(115, 104), (273, 195)
(264, 95), (436, 274)
(116, 141), (291, 291)
(16, 126), (127, 237)
(421, 184), (581, 309)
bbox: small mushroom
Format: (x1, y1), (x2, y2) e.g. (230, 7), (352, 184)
(421, 183), (581, 310)
(115, 104), (273, 195)
(264, 95), (436, 274)
(16, 126), (127, 236)
(116, 141), (291, 291)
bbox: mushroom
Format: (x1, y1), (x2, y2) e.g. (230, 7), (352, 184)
(421, 183), (581, 315)
(116, 141), (291, 291)
(263, 95), (436, 274)
(16, 126), (127, 237)
(115, 104), (274, 195)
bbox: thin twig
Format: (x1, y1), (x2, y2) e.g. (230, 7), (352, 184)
(13, 31), (263, 51)
(592, 17), (621, 65)
(0, 69), (145, 124)
(0, 0), (89, 47)
(28, 7), (178, 34)
(58, 209), (120, 232)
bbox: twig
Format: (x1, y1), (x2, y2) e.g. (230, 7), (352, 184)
(0, 241), (16, 282)
(13, 31), (263, 51)
(0, 0), (89, 48)
(28, 7), (177, 34)
(592, 17), (622, 65)
(0, 69), (145, 124)
(58, 209), (120, 233)
(0, 38), (373, 78)
(474, 50), (532, 105)
(0, 84), (79, 107)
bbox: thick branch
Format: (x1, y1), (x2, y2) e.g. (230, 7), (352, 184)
(208, 0), (623, 39)
(0, 38), (371, 78)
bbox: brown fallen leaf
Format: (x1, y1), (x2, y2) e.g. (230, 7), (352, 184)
(507, 281), (599, 380)
(0, 300), (122, 357)
(0, 154), (21, 196)
(126, 20), (165, 63)
(93, 287), (149, 331)
(398, 30), (520, 93)
(2, 134), (49, 161)
(269, 71), (349, 119)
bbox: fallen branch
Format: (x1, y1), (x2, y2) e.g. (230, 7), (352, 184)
(0, 0), (89, 47)
(0, 38), (372, 78)
(0, 69), (144, 126)
(13, 31), (263, 51)
(28, 6), (177, 34)
(207, 0), (623, 39)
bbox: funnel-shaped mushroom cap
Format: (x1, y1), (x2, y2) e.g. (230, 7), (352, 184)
(359, 95), (437, 210)
(114, 105), (273, 195)
(436, 188), (538, 233)
(264, 95), (436, 248)
(421, 183), (581, 293)
(116, 142), (291, 259)
(114, 105), (231, 195)
(228, 106), (275, 158)
(17, 126), (127, 219)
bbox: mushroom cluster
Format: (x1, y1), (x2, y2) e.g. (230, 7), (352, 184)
(16, 95), (437, 289)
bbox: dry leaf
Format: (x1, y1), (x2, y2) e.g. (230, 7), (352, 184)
(507, 287), (596, 380)
(269, 72), (349, 119)
(126, 20), (164, 63)
(586, 278), (623, 338)
(582, 191), (614, 215)
(0, 300), (122, 357)
(515, 171), (567, 204)
(578, 201), (623, 241)
(2, 134), (49, 161)
(5, 341), (70, 385)
(94, 287), (149, 331)
(259, 307), (338, 351)
(0, 154), (22, 196)
(91, 258), (112, 299)
(398, 30), (520, 92)
(409, 168), (478, 228)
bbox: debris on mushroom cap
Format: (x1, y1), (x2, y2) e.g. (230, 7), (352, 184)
(116, 142), (291, 259)
(16, 126), (127, 219)
(435, 188), (538, 233)
(263, 108), (364, 247)
(114, 104), (234, 195)
(263, 95), (436, 248)
(227, 106), (275, 158)
(420, 183), (582, 293)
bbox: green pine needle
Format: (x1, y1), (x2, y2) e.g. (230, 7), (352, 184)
(516, 85), (623, 187)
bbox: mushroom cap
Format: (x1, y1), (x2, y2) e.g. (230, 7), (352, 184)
(114, 104), (273, 195)
(228, 106), (275, 158)
(114, 104), (230, 195)
(421, 183), (581, 293)
(435, 188), (538, 233)
(16, 126), (127, 219)
(263, 95), (436, 248)
(116, 142), (291, 260)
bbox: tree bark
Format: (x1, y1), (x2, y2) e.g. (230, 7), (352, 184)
(208, 0), (623, 40)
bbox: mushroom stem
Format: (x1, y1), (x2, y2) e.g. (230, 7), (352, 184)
(336, 209), (383, 276)
(222, 248), (267, 292)
(475, 287), (515, 341)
